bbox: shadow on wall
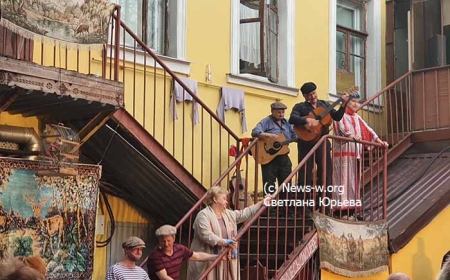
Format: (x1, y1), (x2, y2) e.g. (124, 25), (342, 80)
(412, 237), (433, 280)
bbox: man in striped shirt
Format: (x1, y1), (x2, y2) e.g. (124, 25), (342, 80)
(106, 236), (150, 280)
(147, 225), (218, 280)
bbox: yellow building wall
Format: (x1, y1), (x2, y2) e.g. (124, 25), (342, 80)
(29, 1), (388, 277)
(322, 206), (450, 280)
(93, 194), (151, 280)
(0, 112), (39, 132)
(30, 0), (387, 191)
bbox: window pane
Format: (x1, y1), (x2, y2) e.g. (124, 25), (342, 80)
(337, 51), (346, 70)
(240, 3), (263, 74)
(267, 8), (278, 82)
(337, 0), (364, 32)
(350, 35), (364, 57)
(147, 0), (165, 53)
(351, 55), (365, 99)
(337, 30), (346, 52)
(241, 1), (260, 19)
(337, 6), (354, 29)
(119, 0), (143, 47)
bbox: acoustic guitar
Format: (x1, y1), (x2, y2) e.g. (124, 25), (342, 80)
(250, 133), (297, 165)
(294, 86), (360, 143)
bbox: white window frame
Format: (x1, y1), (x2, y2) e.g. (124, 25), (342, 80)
(229, 0), (298, 96)
(109, 0), (190, 75)
(329, 0), (382, 104)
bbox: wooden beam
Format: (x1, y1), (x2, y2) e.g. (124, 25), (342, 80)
(411, 129), (450, 143)
(69, 111), (113, 154)
(112, 108), (206, 199)
(0, 56), (123, 107)
(0, 90), (21, 112)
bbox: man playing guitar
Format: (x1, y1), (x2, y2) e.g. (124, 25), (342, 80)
(289, 82), (349, 212)
(251, 102), (297, 216)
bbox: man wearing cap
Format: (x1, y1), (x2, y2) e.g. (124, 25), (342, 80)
(106, 236), (150, 280)
(289, 82), (349, 210)
(147, 225), (217, 280)
(251, 102), (297, 212)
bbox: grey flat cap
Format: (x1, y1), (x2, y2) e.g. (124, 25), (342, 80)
(122, 236), (146, 249)
(155, 225), (177, 236)
(271, 102), (287, 110)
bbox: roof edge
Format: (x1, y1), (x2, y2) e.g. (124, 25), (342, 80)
(389, 189), (450, 253)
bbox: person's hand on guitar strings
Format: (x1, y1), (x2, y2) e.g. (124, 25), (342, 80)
(305, 118), (319, 129)
(259, 132), (279, 140)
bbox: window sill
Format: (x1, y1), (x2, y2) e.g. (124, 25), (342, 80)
(107, 46), (191, 76)
(227, 74), (298, 96)
(328, 93), (384, 113)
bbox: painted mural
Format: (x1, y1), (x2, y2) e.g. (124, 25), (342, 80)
(0, 0), (115, 45)
(0, 158), (100, 279)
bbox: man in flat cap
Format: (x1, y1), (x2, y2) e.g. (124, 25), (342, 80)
(251, 101), (297, 215)
(147, 225), (217, 280)
(289, 82), (349, 212)
(106, 236), (150, 280)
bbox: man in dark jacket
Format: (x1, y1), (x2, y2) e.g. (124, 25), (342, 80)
(289, 82), (349, 211)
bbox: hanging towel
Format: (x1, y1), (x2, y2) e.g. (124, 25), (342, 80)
(217, 87), (247, 133)
(170, 77), (199, 125)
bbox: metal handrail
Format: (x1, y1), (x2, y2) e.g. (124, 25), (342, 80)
(109, 11), (240, 141)
(198, 134), (388, 279)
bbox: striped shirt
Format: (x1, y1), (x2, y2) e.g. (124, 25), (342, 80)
(147, 244), (193, 280)
(106, 263), (150, 280)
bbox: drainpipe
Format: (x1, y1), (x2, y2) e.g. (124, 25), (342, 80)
(0, 125), (43, 160)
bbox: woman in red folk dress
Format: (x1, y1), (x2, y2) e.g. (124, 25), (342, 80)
(332, 98), (388, 220)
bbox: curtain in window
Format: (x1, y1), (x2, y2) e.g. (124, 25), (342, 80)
(147, 0), (165, 54)
(240, 4), (261, 67)
(118, 0), (165, 53)
(119, 0), (143, 47)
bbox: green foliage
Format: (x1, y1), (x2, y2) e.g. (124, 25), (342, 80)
(13, 236), (33, 257)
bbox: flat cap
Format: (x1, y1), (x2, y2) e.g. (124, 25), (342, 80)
(122, 236), (146, 249)
(300, 82), (317, 95)
(155, 225), (177, 236)
(271, 102), (287, 110)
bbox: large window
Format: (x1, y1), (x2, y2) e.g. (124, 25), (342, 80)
(336, 0), (367, 99)
(118, 0), (166, 54)
(115, 0), (186, 60)
(231, 0), (296, 93)
(239, 0), (279, 83)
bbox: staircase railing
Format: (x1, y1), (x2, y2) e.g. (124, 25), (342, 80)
(139, 137), (260, 268)
(195, 135), (387, 280)
(103, 7), (240, 186)
(148, 69), (412, 278)
(357, 71), (412, 148)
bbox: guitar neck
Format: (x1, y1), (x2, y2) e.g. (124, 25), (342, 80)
(318, 98), (343, 119)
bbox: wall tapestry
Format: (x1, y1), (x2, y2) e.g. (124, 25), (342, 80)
(0, 158), (101, 279)
(312, 212), (389, 278)
(0, 0), (115, 47)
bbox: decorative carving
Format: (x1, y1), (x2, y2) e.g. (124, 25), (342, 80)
(0, 72), (13, 85)
(0, 57), (124, 107)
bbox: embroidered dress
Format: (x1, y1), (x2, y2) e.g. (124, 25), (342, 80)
(332, 108), (379, 210)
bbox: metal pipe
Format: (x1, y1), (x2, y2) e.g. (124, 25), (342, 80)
(0, 125), (43, 160)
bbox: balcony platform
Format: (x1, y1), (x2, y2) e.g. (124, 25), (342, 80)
(0, 56), (123, 120)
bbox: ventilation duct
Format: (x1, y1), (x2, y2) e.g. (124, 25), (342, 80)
(0, 125), (43, 160)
